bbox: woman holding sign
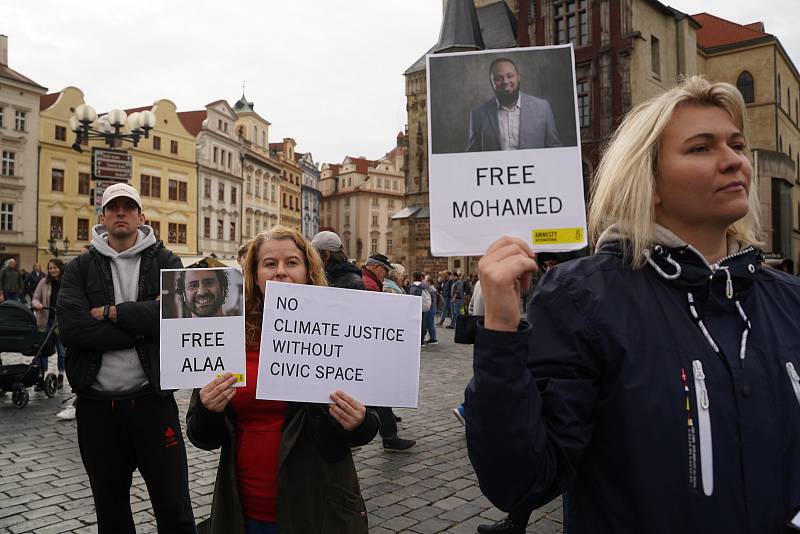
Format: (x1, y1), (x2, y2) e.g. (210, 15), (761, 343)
(187, 226), (379, 534)
(465, 76), (800, 534)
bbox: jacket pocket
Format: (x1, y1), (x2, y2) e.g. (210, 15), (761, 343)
(786, 361), (800, 407)
(321, 480), (367, 534)
(692, 360), (714, 497)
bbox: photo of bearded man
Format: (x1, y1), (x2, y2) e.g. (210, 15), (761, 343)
(161, 268), (244, 319)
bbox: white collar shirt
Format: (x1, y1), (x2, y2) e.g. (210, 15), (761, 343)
(496, 94), (521, 150)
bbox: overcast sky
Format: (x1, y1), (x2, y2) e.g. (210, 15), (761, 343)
(3, 1), (798, 164)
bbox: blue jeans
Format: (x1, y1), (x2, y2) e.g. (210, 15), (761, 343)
(423, 310), (437, 342)
(438, 299), (451, 325)
(53, 334), (65, 373)
(245, 519), (279, 534)
(451, 299), (464, 322)
(35, 336), (65, 375)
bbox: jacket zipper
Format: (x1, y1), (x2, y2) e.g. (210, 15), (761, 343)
(708, 246), (754, 300)
(692, 360), (714, 496)
(707, 246), (754, 271)
(787, 361), (800, 406)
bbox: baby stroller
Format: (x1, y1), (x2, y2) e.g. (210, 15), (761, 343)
(0, 301), (59, 408)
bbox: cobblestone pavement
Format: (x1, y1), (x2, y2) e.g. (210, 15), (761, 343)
(0, 326), (563, 533)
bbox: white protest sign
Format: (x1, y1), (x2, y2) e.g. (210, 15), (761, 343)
(426, 44), (587, 256)
(159, 267), (247, 389)
(256, 281), (421, 408)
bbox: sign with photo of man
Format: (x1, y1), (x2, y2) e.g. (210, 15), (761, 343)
(426, 44), (587, 256)
(159, 267), (246, 389)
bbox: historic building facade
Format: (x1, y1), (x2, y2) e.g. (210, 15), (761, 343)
(319, 137), (406, 263)
(270, 139), (302, 232)
(397, 0), (800, 270)
(0, 35), (47, 267)
(37, 87), (90, 264)
(179, 100), (243, 259)
(234, 95), (282, 240)
(38, 89), (198, 264)
(297, 151), (321, 239)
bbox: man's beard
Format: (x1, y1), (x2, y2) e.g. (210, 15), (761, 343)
(495, 87), (520, 107)
(189, 293), (222, 317)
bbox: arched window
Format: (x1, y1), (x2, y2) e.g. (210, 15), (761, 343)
(736, 71), (755, 104)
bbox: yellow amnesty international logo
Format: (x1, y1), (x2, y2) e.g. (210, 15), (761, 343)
(531, 227), (585, 245)
(216, 373), (245, 383)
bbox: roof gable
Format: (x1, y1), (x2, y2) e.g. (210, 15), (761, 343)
(0, 64), (46, 90)
(207, 99), (237, 120)
(177, 110), (207, 136)
(40, 92), (60, 111)
(693, 12), (770, 50)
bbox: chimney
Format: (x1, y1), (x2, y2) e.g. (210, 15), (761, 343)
(0, 35), (8, 66)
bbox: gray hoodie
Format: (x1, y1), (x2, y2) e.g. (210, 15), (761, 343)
(90, 224), (156, 393)
(595, 223), (742, 264)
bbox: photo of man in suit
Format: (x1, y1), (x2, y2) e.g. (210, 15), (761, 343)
(466, 57), (562, 152)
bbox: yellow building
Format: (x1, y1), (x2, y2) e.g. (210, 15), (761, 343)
(37, 87), (92, 264)
(270, 139), (302, 232)
(38, 88), (198, 264)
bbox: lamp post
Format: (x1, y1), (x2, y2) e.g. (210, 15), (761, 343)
(69, 104), (157, 153)
(47, 236), (70, 257)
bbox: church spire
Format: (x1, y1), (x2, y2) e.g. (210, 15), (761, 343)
(434, 0), (484, 53)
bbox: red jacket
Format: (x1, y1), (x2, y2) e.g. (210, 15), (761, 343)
(360, 267), (382, 292)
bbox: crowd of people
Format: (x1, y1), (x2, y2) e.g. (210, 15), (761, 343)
(2, 76), (799, 533)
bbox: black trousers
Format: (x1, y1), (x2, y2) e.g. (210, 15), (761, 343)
(75, 393), (196, 534)
(372, 406), (398, 438)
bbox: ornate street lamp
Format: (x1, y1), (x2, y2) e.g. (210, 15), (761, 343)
(47, 236), (70, 257)
(70, 104), (157, 153)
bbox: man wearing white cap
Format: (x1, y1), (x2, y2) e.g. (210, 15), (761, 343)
(57, 183), (195, 533)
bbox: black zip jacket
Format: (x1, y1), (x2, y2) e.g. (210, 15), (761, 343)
(57, 242), (182, 397)
(326, 261), (366, 291)
(466, 241), (800, 533)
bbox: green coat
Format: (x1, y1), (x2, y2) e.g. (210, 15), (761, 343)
(186, 390), (379, 534)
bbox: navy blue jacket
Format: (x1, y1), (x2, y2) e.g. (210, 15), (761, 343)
(441, 279), (453, 302)
(466, 242), (800, 533)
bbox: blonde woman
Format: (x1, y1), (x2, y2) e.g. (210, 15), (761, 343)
(187, 226), (379, 534)
(466, 76), (800, 533)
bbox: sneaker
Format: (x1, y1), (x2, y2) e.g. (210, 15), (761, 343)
(427, 340), (439, 345)
(453, 405), (465, 426)
(56, 404), (76, 420)
(445, 324), (455, 329)
(382, 434), (416, 452)
(476, 517), (526, 534)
